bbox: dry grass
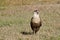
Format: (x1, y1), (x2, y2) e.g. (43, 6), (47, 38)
(0, 0), (60, 6)
(0, 4), (60, 40)
(0, 0), (60, 40)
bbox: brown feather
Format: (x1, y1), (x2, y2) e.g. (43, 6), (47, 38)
(30, 17), (42, 34)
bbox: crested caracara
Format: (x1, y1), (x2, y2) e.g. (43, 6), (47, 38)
(30, 10), (42, 34)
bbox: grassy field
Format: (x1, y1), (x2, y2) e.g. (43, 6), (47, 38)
(0, 0), (60, 6)
(0, 0), (60, 40)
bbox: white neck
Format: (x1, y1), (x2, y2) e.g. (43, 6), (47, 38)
(33, 12), (39, 18)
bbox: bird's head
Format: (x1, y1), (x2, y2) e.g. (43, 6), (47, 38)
(33, 10), (39, 18)
(34, 10), (39, 14)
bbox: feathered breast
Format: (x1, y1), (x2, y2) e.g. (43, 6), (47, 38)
(30, 17), (42, 33)
(31, 17), (40, 23)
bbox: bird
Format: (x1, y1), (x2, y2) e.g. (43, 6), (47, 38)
(30, 10), (42, 34)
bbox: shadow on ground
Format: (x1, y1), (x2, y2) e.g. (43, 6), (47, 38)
(21, 31), (33, 35)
